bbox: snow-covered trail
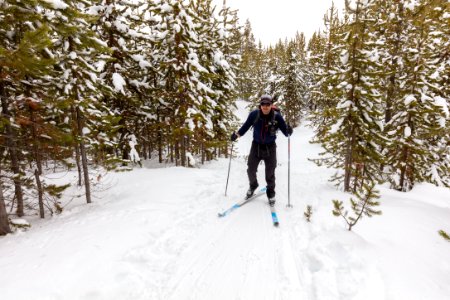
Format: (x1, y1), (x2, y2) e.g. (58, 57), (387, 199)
(162, 101), (380, 300)
(161, 103), (318, 300)
(1, 100), (450, 300)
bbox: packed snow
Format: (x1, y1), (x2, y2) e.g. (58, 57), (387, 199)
(1, 100), (449, 300)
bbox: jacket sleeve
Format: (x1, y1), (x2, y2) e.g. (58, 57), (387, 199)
(276, 113), (289, 137)
(237, 110), (258, 137)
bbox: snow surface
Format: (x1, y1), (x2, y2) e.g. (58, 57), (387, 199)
(10, 219), (30, 226)
(1, 100), (449, 300)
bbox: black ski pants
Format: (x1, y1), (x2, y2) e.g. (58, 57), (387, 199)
(247, 141), (277, 199)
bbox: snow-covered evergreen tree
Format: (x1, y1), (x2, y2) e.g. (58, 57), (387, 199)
(251, 41), (271, 102)
(384, 0), (450, 190)
(187, 0), (237, 162)
(308, 3), (345, 132)
(264, 43), (284, 100)
(42, 0), (123, 205)
(150, 0), (225, 166)
(292, 31), (313, 113)
(89, 0), (151, 162)
(278, 41), (306, 126)
(312, 0), (385, 192)
(210, 0), (240, 159)
(0, 0), (63, 216)
(236, 19), (257, 100)
(310, 0), (449, 192)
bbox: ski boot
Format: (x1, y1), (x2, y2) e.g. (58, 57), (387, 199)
(246, 185), (258, 199)
(268, 197), (276, 207)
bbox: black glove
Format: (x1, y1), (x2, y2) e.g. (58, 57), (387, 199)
(230, 132), (238, 142)
(287, 125), (293, 136)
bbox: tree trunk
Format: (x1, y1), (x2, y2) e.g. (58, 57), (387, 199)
(175, 141), (179, 166)
(0, 87), (24, 217)
(399, 145), (409, 191)
(34, 169), (45, 218)
(76, 107), (92, 204)
(74, 143), (82, 186)
(147, 128), (152, 160)
(344, 124), (356, 192)
(158, 127), (163, 163)
(29, 106), (45, 218)
(201, 142), (205, 164)
(142, 128), (148, 160)
(29, 105), (42, 174)
(0, 167), (12, 235)
(148, 134), (152, 159)
(158, 133), (162, 163)
(180, 135), (186, 167)
(71, 106), (82, 186)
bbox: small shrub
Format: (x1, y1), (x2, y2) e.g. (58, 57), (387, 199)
(439, 230), (450, 242)
(304, 205), (313, 222)
(332, 182), (382, 231)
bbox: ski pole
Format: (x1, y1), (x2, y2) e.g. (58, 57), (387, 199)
(225, 142), (234, 196)
(287, 127), (293, 208)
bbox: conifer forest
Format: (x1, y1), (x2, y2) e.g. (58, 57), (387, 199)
(0, 0), (449, 235)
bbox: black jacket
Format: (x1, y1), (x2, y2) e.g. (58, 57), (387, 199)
(237, 109), (289, 144)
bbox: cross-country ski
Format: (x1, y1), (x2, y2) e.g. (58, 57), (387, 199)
(270, 205), (279, 227)
(218, 187), (267, 217)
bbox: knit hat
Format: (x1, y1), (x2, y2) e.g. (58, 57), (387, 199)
(260, 95), (272, 104)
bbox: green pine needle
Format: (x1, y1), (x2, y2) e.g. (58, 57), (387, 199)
(439, 230), (450, 242)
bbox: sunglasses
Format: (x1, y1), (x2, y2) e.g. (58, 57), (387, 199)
(260, 103), (271, 107)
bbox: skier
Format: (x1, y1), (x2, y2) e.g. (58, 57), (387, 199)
(230, 95), (293, 206)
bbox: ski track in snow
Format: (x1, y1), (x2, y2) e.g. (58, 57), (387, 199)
(1, 100), (449, 300)
(166, 199), (304, 300)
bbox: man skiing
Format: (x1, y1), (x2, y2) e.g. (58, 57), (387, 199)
(230, 95), (293, 206)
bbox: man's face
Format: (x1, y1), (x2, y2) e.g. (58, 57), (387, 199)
(261, 102), (272, 115)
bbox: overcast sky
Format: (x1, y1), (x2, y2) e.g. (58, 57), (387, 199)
(212, 0), (345, 46)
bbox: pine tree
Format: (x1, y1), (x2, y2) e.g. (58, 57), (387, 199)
(268, 41), (287, 97)
(375, 0), (408, 124)
(36, 0), (121, 206)
(278, 41), (305, 126)
(236, 19), (257, 100)
(209, 0), (240, 160)
(293, 31), (313, 113)
(419, 0), (450, 187)
(90, 0), (151, 164)
(140, 0), (171, 163)
(252, 40), (270, 101)
(20, 98), (62, 217)
(0, 0), (55, 216)
(188, 0), (228, 162)
(312, 0), (385, 192)
(308, 3), (345, 132)
(115, 0), (161, 166)
(151, 0), (217, 166)
(384, 0), (450, 190)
